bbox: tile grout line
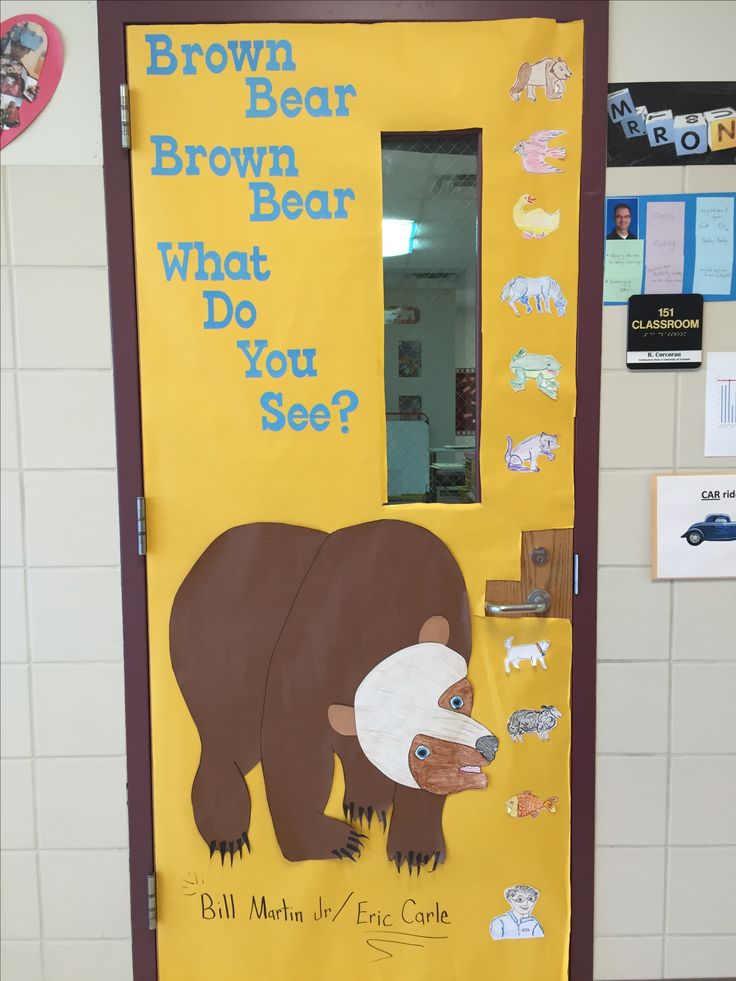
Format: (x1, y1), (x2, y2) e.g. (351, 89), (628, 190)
(661, 228), (686, 974)
(5, 176), (47, 971)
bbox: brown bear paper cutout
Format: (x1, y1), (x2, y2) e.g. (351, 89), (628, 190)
(170, 520), (499, 872)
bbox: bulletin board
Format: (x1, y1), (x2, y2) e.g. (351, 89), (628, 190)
(603, 192), (736, 304)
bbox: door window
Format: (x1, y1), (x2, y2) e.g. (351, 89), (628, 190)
(383, 133), (479, 503)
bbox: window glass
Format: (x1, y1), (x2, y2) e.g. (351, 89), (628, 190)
(383, 133), (480, 504)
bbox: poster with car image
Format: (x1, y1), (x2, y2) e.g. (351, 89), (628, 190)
(652, 473), (736, 579)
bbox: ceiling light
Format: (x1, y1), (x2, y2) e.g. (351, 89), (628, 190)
(382, 218), (417, 257)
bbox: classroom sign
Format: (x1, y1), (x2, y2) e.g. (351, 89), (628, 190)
(127, 18), (583, 981)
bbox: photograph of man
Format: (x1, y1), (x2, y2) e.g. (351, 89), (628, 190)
(607, 201), (638, 240)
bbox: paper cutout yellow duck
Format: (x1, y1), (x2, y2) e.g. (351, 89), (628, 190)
(513, 194), (560, 239)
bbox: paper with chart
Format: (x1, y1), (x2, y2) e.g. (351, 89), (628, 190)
(705, 352), (736, 457)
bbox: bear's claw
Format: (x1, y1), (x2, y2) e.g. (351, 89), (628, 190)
(391, 850), (443, 874)
(344, 801), (389, 833)
(331, 829), (366, 861)
(208, 830), (250, 865)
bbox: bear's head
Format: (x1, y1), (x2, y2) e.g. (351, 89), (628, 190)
(328, 616), (499, 795)
(551, 59), (572, 80)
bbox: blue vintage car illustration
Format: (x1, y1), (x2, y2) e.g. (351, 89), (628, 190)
(681, 513), (736, 546)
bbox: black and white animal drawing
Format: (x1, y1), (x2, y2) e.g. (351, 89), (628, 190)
(500, 276), (567, 317)
(507, 706), (562, 743)
(504, 637), (551, 674)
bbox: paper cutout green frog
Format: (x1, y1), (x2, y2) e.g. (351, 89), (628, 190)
(509, 349), (561, 400)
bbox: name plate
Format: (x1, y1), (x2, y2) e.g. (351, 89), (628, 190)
(627, 293), (703, 369)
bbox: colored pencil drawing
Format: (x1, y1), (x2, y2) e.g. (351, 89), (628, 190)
(490, 885), (544, 939)
(504, 432), (559, 473)
(504, 637), (551, 673)
(501, 276), (568, 317)
(513, 194), (560, 238)
(509, 58), (571, 102)
(513, 129), (567, 174)
(509, 349), (561, 399)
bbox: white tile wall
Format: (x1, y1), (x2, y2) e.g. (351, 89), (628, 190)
(19, 372), (116, 469)
(24, 471), (120, 567)
(597, 663), (669, 754)
(664, 936), (736, 978)
(0, 11), (130, 974)
(595, 847), (666, 935)
(0, 852), (41, 939)
(596, 757), (668, 846)
(598, 470), (655, 566)
(599, 372), (676, 469)
(594, 937), (664, 981)
(666, 847), (736, 935)
(0, 471), (24, 566)
(32, 663), (126, 757)
(14, 268), (112, 369)
(39, 851), (131, 940)
(0, 760), (36, 850)
(28, 568), (123, 662)
(0, 267), (14, 366)
(669, 756), (736, 845)
(36, 758), (128, 849)
(0, 568), (28, 662)
(597, 13), (736, 971)
(597, 567), (671, 660)
(1, 371), (19, 468)
(0, 942), (44, 981)
(672, 580), (736, 659)
(600, 304), (627, 372)
(43, 941), (133, 981)
(5, 167), (107, 267)
(1, 665), (32, 757)
(671, 663), (736, 754)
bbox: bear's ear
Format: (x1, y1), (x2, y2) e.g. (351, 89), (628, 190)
(418, 615), (450, 645)
(328, 704), (357, 737)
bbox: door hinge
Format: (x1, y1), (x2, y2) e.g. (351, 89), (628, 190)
(120, 83), (131, 149)
(136, 497), (147, 556)
(147, 872), (157, 931)
(573, 553), (580, 596)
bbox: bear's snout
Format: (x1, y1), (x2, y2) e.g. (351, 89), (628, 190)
(475, 734), (499, 763)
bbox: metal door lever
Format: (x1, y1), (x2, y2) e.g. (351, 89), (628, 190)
(485, 588), (551, 616)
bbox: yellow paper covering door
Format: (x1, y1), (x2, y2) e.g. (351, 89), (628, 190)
(126, 18), (583, 980)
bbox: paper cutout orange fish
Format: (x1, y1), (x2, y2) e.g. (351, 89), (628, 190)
(506, 791), (558, 819)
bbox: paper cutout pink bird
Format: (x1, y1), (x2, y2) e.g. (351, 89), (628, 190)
(513, 130), (567, 174)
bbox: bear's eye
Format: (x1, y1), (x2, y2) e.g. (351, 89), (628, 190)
(450, 695), (464, 710)
(414, 745), (431, 760)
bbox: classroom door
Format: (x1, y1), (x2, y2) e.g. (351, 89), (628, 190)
(124, 13), (591, 981)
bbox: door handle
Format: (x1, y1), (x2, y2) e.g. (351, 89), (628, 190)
(485, 588), (551, 616)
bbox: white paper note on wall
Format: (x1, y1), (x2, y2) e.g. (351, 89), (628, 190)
(653, 473), (736, 579)
(704, 352), (736, 457)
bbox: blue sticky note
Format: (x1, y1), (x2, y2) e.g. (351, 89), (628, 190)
(693, 196), (734, 296)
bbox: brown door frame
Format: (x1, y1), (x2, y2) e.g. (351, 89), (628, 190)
(97, 3), (608, 979)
